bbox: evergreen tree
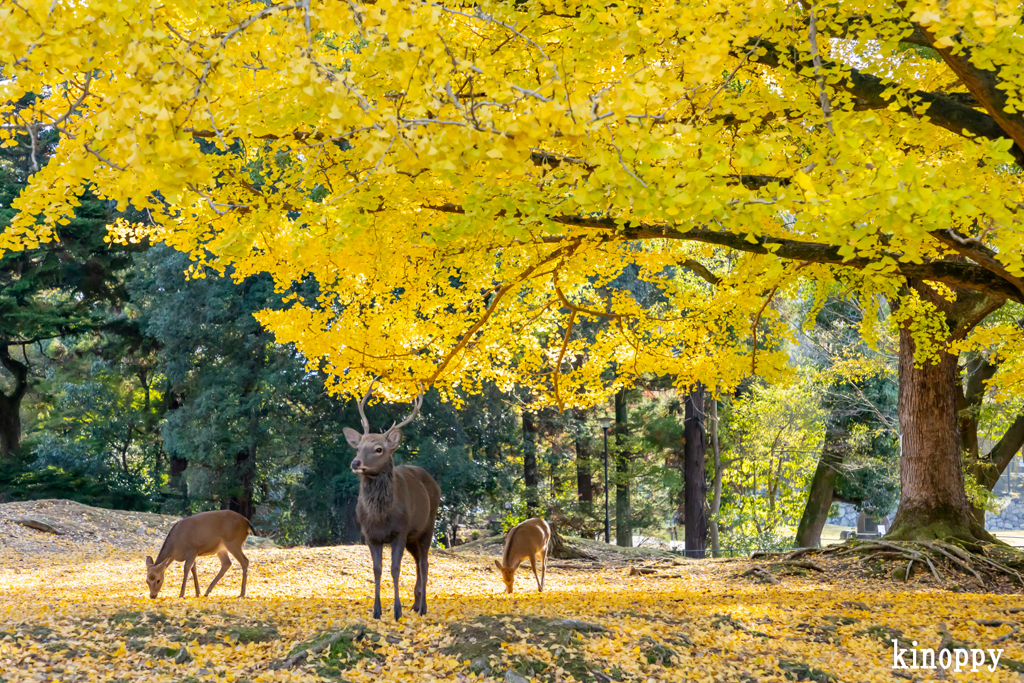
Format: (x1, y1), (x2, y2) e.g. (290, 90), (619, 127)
(0, 95), (136, 460)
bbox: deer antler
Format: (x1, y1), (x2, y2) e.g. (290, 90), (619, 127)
(357, 379), (377, 435)
(387, 383), (424, 433)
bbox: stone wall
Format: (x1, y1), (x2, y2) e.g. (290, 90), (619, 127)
(827, 502), (859, 528)
(986, 498), (1024, 531)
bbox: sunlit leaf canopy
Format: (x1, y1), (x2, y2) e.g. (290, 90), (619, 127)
(3, 0), (1024, 405)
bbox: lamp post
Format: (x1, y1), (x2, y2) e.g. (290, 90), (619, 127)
(598, 416), (613, 543)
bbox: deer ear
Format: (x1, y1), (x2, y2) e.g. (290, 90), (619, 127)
(146, 556), (154, 567)
(494, 559), (503, 570)
(385, 428), (402, 450)
(343, 427), (362, 449)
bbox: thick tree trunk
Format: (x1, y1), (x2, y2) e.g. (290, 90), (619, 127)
(574, 408), (593, 506)
(614, 389), (631, 547)
(683, 384), (708, 558)
(886, 301), (994, 543)
(795, 423), (846, 548)
(0, 345), (28, 460)
(523, 409), (539, 516)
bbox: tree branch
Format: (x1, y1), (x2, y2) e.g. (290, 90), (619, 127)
(920, 24), (1024, 164)
(746, 41), (1024, 167)
(679, 259), (721, 285)
(552, 215), (1024, 303)
(932, 227), (1024, 301)
(982, 414), (1024, 487)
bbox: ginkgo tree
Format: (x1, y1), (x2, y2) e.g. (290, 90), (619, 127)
(3, 0), (1024, 549)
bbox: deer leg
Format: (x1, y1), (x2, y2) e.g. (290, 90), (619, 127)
(204, 551), (232, 597)
(529, 554), (541, 592)
(232, 545), (250, 598)
(180, 554), (196, 598)
(368, 542), (384, 619)
(406, 540), (423, 614)
(224, 540), (250, 597)
(390, 538), (406, 621)
(191, 560), (201, 597)
(418, 536), (430, 615)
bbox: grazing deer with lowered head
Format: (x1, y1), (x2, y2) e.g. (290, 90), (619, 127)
(346, 384), (440, 620)
(145, 510), (254, 599)
(495, 517), (551, 593)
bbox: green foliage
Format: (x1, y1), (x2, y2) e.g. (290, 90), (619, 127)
(786, 294), (901, 518)
(0, 453), (149, 510)
(718, 375), (826, 549)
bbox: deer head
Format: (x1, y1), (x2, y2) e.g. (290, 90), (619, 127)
(345, 382), (423, 476)
(145, 555), (172, 598)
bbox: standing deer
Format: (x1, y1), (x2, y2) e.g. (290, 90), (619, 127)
(345, 384), (440, 620)
(145, 510), (254, 599)
(494, 517), (551, 593)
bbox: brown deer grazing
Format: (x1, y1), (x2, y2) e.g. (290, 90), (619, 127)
(145, 510), (254, 599)
(494, 517), (551, 593)
(345, 384), (440, 620)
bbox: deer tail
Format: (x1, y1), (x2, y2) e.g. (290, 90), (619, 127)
(247, 519), (258, 537)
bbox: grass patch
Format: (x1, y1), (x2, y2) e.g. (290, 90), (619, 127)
(778, 659), (837, 682)
(443, 615), (613, 682)
(285, 627), (379, 680)
(854, 625), (903, 643)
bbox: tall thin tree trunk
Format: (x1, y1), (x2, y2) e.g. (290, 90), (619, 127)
(0, 345), (28, 461)
(523, 409), (539, 516)
(614, 389), (631, 547)
(683, 384), (709, 558)
(574, 408), (593, 506)
(795, 423), (847, 548)
(708, 398), (723, 557)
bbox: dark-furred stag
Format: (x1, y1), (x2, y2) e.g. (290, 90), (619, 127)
(345, 384), (440, 620)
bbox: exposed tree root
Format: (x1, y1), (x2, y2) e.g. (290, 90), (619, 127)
(741, 566), (780, 585)
(740, 537), (1024, 590)
(815, 538), (1024, 590)
(549, 531), (595, 560)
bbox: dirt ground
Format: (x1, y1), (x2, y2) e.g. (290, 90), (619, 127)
(1, 500), (1023, 682)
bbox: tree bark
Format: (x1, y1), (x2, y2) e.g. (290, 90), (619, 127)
(614, 389), (631, 547)
(683, 384), (709, 558)
(885, 283), (1000, 543)
(574, 408), (593, 506)
(523, 409), (539, 516)
(795, 423), (847, 548)
(0, 345), (29, 460)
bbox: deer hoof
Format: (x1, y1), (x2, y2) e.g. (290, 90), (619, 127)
(394, 605), (402, 621)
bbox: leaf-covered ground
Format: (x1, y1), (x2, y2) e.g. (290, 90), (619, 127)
(3, 521), (1024, 683)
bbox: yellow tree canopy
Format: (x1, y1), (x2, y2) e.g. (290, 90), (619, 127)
(2, 0), (1023, 404)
